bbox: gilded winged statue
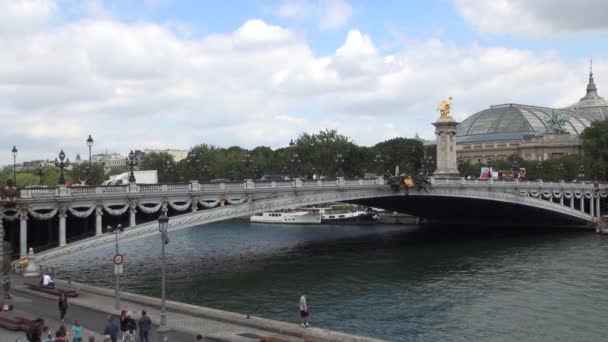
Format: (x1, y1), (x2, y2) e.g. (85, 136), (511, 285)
(437, 96), (453, 120)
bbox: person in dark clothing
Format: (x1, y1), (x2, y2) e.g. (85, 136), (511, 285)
(103, 316), (119, 342)
(26, 318), (44, 342)
(119, 310), (128, 339)
(138, 310), (152, 342)
(58, 292), (68, 321)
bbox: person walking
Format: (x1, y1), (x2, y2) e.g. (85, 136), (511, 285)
(299, 291), (310, 327)
(58, 292), (68, 321)
(26, 318), (44, 342)
(103, 316), (119, 342)
(54, 330), (67, 342)
(137, 310), (152, 342)
(71, 320), (84, 342)
(119, 310), (128, 340)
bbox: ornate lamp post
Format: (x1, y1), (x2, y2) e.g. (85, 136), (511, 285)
(578, 161), (585, 181)
(36, 164), (45, 185)
(511, 157), (519, 179)
(310, 167), (317, 179)
(559, 162), (566, 181)
(126, 150), (138, 183)
(107, 224), (124, 310)
(335, 153), (345, 177)
(86, 135), (94, 179)
(241, 152), (253, 179)
(289, 139), (301, 179)
(281, 165), (289, 178)
(54, 150), (70, 185)
(11, 146), (17, 187)
(536, 160), (543, 180)
(163, 160), (174, 183)
(457, 156), (465, 177)
(423, 156), (434, 176)
(374, 153), (385, 176)
(158, 211), (170, 333)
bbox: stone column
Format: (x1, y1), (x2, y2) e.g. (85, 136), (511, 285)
(570, 194), (574, 209)
(58, 206), (67, 247)
(19, 209), (28, 257)
(591, 196), (595, 217)
(95, 205), (103, 236)
(580, 195), (585, 214)
(191, 197), (198, 213)
(596, 196), (601, 219)
(433, 118), (460, 178)
(129, 202), (137, 227)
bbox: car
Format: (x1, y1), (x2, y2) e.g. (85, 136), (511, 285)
(259, 175), (286, 181)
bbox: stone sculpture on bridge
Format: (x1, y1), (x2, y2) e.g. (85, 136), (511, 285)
(437, 96), (453, 121)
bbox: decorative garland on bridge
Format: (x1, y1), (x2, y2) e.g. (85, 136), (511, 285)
(29, 207), (59, 220)
(2, 210), (20, 221)
(67, 206), (96, 219)
(103, 203), (130, 216)
(168, 200), (192, 212)
(226, 196), (247, 205)
(199, 198), (221, 208)
(137, 202), (163, 214)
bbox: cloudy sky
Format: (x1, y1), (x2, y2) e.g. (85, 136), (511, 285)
(2, 0), (608, 165)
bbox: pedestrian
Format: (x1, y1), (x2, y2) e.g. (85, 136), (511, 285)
(2, 271), (11, 299)
(121, 324), (136, 342)
(103, 335), (112, 342)
(58, 324), (67, 338)
(55, 330), (67, 342)
(88, 336), (95, 342)
(119, 310), (128, 340)
(42, 326), (53, 342)
(71, 319), (84, 342)
(26, 318), (44, 342)
(138, 310), (151, 342)
(196, 334), (204, 341)
(299, 291), (310, 327)
(103, 316), (119, 342)
(58, 291), (69, 321)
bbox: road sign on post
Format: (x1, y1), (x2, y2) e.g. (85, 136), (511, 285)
(113, 253), (124, 265)
(114, 264), (123, 275)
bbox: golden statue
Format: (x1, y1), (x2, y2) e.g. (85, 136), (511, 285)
(437, 96), (453, 120)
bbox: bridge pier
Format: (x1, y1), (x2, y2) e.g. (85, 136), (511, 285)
(58, 207), (67, 247)
(95, 206), (103, 236)
(19, 210), (27, 257)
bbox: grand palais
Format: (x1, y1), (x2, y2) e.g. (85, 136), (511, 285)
(454, 67), (608, 163)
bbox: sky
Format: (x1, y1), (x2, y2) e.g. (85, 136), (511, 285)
(2, 0), (608, 165)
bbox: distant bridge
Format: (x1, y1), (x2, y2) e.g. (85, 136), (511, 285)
(0, 178), (604, 265)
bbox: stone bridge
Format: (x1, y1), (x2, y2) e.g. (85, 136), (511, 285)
(0, 177), (605, 265)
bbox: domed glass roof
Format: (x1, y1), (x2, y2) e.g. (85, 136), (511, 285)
(456, 104), (592, 143)
(565, 67), (608, 121)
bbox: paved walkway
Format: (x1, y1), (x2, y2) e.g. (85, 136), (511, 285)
(0, 275), (384, 342)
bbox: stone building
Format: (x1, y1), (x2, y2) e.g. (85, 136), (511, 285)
(455, 67), (608, 163)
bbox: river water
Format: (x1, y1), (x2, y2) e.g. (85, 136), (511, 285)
(58, 222), (608, 341)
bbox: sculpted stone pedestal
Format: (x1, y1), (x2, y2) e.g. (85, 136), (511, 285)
(433, 118), (460, 178)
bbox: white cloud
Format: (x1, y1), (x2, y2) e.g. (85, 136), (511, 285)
(0, 2), (603, 165)
(455, 0), (608, 37)
(0, 0), (56, 35)
(271, 0), (353, 30)
(318, 0), (353, 30)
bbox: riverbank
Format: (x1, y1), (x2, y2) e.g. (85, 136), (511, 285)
(8, 274), (385, 342)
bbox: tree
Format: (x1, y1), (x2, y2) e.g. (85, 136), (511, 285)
(373, 138), (424, 174)
(581, 119), (608, 180)
(140, 152), (176, 183)
(68, 163), (105, 185)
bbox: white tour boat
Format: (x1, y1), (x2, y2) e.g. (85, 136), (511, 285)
(250, 211), (322, 224)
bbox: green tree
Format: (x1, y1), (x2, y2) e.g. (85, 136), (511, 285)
(581, 119), (608, 180)
(68, 163), (105, 185)
(140, 152), (176, 183)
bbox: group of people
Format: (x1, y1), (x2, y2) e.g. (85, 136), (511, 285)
(27, 317), (87, 342)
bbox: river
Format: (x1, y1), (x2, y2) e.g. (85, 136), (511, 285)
(57, 222), (608, 341)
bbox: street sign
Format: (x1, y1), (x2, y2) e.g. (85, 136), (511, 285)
(114, 264), (123, 275)
(113, 254), (124, 265)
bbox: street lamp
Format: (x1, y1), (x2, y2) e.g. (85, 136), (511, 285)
(163, 160), (175, 183)
(158, 211), (170, 333)
(289, 139), (301, 179)
(559, 162), (566, 181)
(578, 161), (585, 181)
(511, 157), (519, 179)
(335, 153), (345, 177)
(36, 164), (45, 185)
(107, 224), (124, 310)
(11, 146), (17, 187)
(86, 135), (94, 179)
(536, 160), (543, 180)
(54, 150), (70, 185)
(126, 150), (138, 183)
(374, 153), (385, 176)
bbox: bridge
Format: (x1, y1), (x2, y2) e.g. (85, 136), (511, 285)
(0, 177), (605, 265)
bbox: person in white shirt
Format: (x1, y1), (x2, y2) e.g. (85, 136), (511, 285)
(299, 291), (310, 327)
(42, 274), (55, 288)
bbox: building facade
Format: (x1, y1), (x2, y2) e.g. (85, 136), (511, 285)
(455, 67), (608, 162)
(143, 149), (189, 162)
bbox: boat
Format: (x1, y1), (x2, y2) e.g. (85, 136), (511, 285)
(320, 210), (379, 225)
(250, 211), (322, 224)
